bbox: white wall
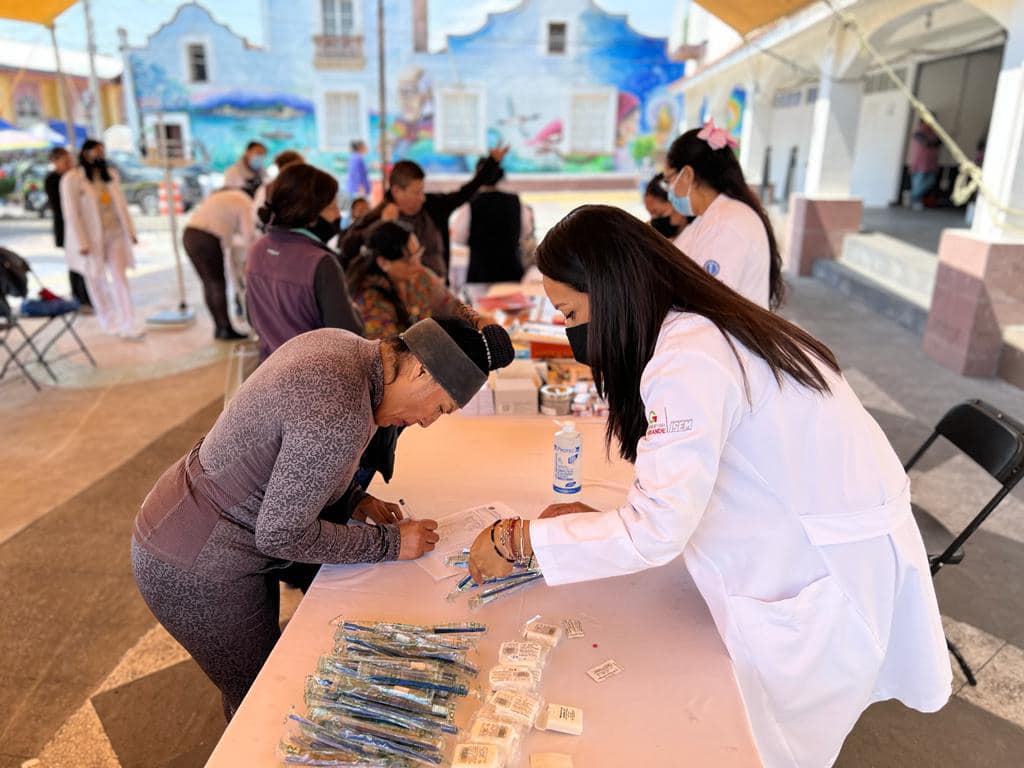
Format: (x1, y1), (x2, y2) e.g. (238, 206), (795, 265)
(850, 68), (915, 206)
(766, 88), (815, 199)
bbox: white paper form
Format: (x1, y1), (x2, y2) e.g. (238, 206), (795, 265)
(412, 501), (513, 581)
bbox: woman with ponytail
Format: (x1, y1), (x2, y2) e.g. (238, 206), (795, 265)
(665, 120), (785, 310)
(245, 163), (362, 361)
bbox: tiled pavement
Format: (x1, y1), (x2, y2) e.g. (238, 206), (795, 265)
(3, 223), (1024, 764)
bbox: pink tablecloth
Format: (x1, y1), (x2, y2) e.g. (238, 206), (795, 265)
(205, 417), (760, 767)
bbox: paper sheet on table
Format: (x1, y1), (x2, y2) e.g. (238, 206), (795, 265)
(412, 501), (512, 581)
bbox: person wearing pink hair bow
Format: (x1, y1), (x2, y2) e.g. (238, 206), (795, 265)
(664, 119), (784, 310)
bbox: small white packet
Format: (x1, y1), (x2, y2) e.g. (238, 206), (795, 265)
(452, 743), (503, 768)
(536, 703), (583, 735)
(489, 664), (542, 692)
(486, 689), (544, 727)
(524, 618), (564, 648)
(499, 640), (548, 670)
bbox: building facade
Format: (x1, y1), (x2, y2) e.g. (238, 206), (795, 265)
(0, 40), (123, 138)
(125, 0), (686, 175)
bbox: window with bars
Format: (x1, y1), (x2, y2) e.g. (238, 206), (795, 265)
(547, 22), (568, 55)
(436, 89), (484, 154)
(322, 0), (356, 36)
(323, 91), (363, 149)
(567, 90), (615, 154)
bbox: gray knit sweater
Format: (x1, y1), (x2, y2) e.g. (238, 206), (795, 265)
(133, 329), (401, 577)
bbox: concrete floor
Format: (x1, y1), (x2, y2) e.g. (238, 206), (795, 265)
(3, 194), (1024, 766)
(859, 205), (966, 253)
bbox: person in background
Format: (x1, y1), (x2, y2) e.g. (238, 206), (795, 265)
(44, 146), (92, 311)
(253, 149), (305, 227)
(644, 172), (690, 239)
(224, 140), (268, 198)
(349, 196), (370, 226)
(341, 146), (509, 278)
(468, 206), (950, 768)
(132, 315), (515, 721)
(183, 188), (256, 340)
(665, 120), (784, 310)
(246, 163), (361, 361)
(347, 220), (486, 340)
(909, 120), (941, 211)
(450, 158), (533, 299)
(60, 139), (143, 340)
(346, 140), (371, 201)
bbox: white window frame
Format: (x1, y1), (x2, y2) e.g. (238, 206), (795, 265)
(143, 112), (192, 161)
(316, 0), (362, 37)
(435, 86), (487, 155)
(180, 36), (212, 84)
(563, 88), (617, 155)
(318, 88), (368, 151)
(540, 17), (573, 57)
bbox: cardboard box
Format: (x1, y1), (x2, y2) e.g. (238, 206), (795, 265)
(493, 378), (538, 415)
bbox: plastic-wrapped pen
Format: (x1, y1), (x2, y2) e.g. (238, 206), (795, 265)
(469, 573), (544, 609)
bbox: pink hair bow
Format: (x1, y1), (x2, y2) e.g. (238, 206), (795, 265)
(697, 119), (738, 151)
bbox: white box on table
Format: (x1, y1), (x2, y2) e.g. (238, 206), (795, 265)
(494, 377), (538, 415)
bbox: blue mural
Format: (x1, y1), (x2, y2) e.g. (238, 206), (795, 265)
(129, 0), (686, 174)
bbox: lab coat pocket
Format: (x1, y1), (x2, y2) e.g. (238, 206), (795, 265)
(730, 575), (883, 729)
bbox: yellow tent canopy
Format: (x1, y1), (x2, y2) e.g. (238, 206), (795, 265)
(0, 0), (77, 26)
(696, 0), (817, 36)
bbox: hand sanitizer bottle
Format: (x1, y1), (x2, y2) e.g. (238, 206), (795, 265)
(553, 421), (582, 495)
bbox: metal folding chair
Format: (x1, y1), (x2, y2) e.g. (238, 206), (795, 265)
(0, 312), (43, 391)
(905, 398), (1024, 686)
(13, 305), (97, 382)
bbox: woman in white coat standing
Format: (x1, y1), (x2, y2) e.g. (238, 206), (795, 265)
(60, 140), (142, 339)
(468, 206), (951, 768)
(665, 119), (784, 310)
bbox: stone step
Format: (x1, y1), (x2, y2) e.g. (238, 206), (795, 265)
(839, 232), (937, 308)
(812, 259), (930, 335)
(999, 326), (1024, 391)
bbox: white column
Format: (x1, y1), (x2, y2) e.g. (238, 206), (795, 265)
(739, 88), (771, 186)
(973, 1), (1024, 240)
(803, 28), (863, 197)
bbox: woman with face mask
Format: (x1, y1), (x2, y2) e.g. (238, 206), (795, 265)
(665, 120), (784, 310)
(59, 139), (142, 339)
(246, 163), (361, 361)
(132, 315), (515, 721)
(467, 206), (950, 768)
(347, 220), (487, 340)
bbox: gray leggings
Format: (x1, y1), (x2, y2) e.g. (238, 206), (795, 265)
(130, 538), (281, 720)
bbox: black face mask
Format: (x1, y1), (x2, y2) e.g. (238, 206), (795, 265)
(310, 215), (342, 244)
(565, 323), (589, 365)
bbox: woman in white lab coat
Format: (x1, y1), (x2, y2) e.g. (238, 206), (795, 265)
(60, 140), (142, 339)
(468, 206), (951, 768)
(665, 119), (783, 310)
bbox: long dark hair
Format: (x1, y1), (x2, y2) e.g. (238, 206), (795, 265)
(345, 220), (414, 332)
(667, 128), (784, 309)
(536, 205), (839, 463)
(257, 163), (337, 229)
(79, 139), (111, 183)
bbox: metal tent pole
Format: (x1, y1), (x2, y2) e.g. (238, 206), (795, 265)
(49, 23), (77, 151)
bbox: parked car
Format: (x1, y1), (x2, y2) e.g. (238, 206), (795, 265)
(107, 152), (215, 214)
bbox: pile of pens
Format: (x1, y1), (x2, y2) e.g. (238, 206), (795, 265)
(279, 619), (487, 766)
(445, 550), (544, 609)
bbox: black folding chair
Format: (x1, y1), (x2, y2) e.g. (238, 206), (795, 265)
(0, 297), (43, 391)
(904, 399), (1024, 686)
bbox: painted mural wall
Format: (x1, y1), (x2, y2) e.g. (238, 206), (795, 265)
(129, 0), (685, 174)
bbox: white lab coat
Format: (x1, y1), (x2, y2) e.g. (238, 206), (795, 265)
(60, 167), (139, 334)
(531, 311), (951, 768)
(59, 166), (136, 274)
(674, 193), (771, 308)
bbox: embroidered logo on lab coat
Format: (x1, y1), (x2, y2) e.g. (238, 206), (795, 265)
(646, 408), (693, 437)
(703, 259), (721, 276)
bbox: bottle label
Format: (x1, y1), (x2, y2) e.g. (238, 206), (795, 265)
(553, 440), (581, 493)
